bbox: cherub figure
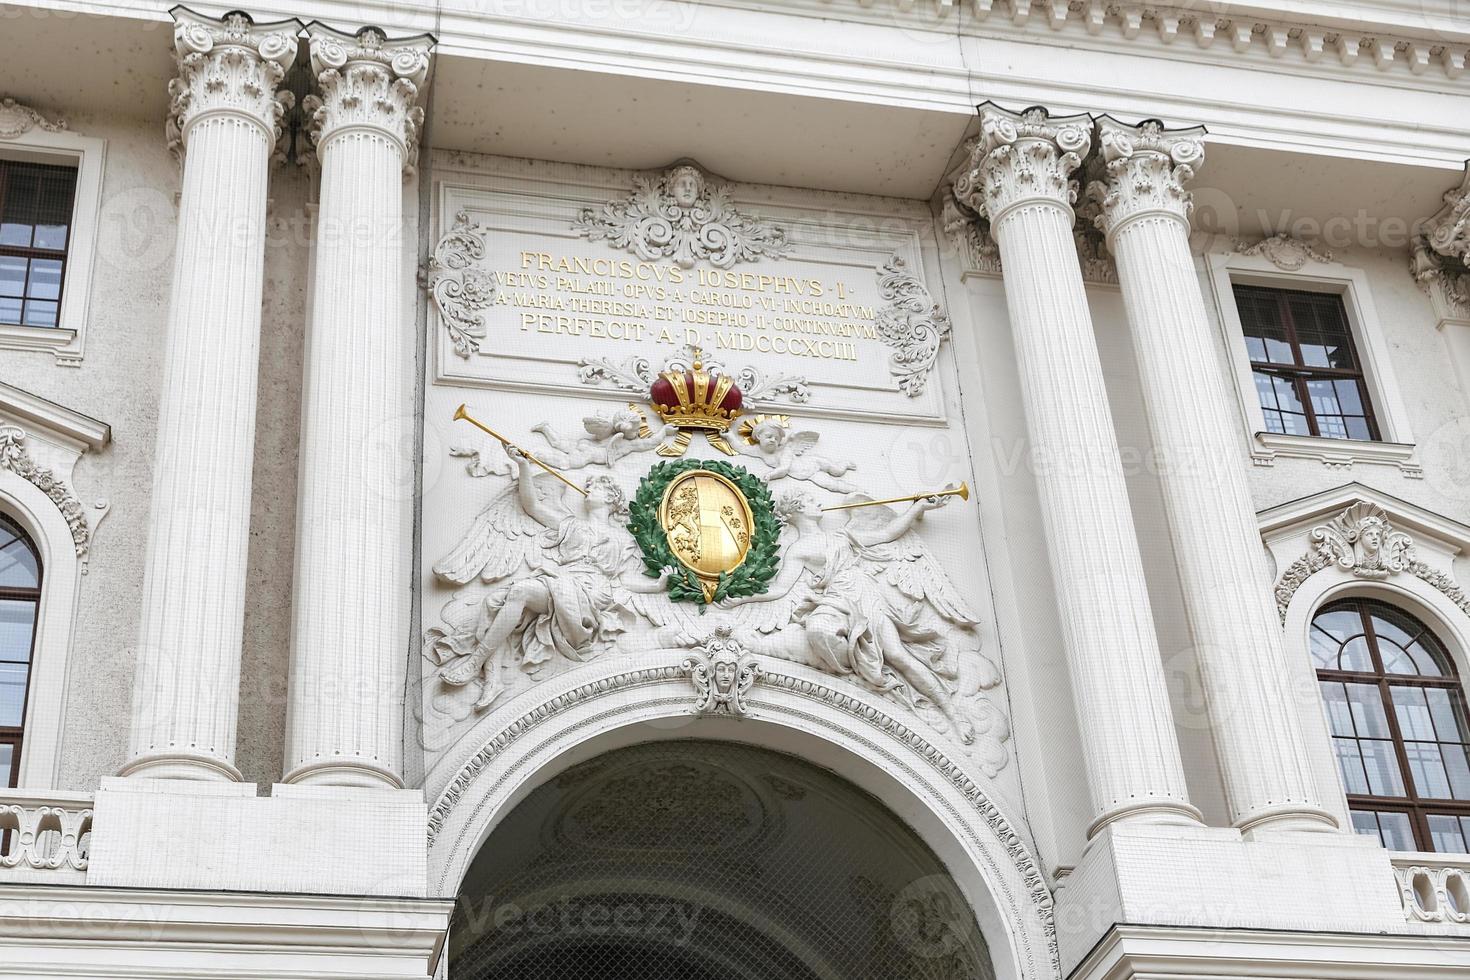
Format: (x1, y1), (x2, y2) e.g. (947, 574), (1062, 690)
(425, 447), (671, 710)
(733, 415), (859, 493)
(531, 405), (676, 470)
(721, 487), (1007, 773)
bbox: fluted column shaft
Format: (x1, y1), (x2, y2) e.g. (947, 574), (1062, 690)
(957, 105), (1200, 835)
(1091, 118), (1337, 835)
(283, 26), (432, 788)
(123, 12), (298, 781)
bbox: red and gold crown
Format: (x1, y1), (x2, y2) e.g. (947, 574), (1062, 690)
(649, 349), (743, 433)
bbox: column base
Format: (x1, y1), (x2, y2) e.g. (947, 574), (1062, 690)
(117, 750), (242, 782)
(1234, 802), (1342, 838)
(1086, 798), (1203, 839)
(283, 758), (405, 789)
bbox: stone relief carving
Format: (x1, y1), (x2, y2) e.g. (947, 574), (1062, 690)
(954, 105), (1092, 221)
(577, 351), (811, 405)
(1426, 168), (1470, 264)
(0, 98), (67, 140)
(1088, 117), (1204, 236)
(1234, 233), (1333, 271)
(0, 424), (90, 560)
(940, 185), (1003, 276)
(421, 211), (497, 357)
(732, 414), (858, 492)
(1411, 238), (1470, 322)
(573, 164), (791, 269)
(1273, 501), (1470, 621)
(874, 254), (953, 397)
(425, 415), (1009, 773)
(683, 627), (762, 717)
(302, 26), (431, 178)
(424, 447), (673, 712)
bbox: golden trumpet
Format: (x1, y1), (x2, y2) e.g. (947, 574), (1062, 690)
(452, 404), (588, 498)
(821, 482), (970, 512)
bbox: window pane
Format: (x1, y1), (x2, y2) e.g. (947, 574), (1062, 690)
(0, 522), (39, 589)
(1340, 635), (1374, 672)
(1427, 689), (1469, 742)
(1344, 416), (1373, 441)
(1315, 608), (1361, 642)
(0, 661), (29, 727)
(1288, 293), (1357, 369)
(0, 297), (19, 324)
(0, 598), (37, 664)
(0, 255), (24, 298)
(26, 258), (61, 301)
(1334, 379), (1363, 414)
(1321, 682), (1354, 736)
(1406, 742), (1453, 799)
(1377, 810), (1416, 850)
(1378, 639), (1419, 675)
(1307, 378), (1343, 416)
(1444, 744), (1470, 800)
(22, 300), (57, 328)
(1334, 737), (1371, 795)
(1310, 627), (1340, 669)
(1347, 683), (1391, 737)
(1430, 814), (1468, 853)
(1361, 739), (1406, 796)
(1235, 287), (1294, 364)
(1392, 686), (1436, 740)
(1349, 809), (1381, 839)
(0, 742), (11, 790)
(1316, 413), (1348, 440)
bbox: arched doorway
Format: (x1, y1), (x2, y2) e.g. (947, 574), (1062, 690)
(448, 739), (996, 979)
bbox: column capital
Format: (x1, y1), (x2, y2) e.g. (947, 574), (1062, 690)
(1425, 163), (1470, 263)
(954, 103), (1092, 225)
(303, 23), (434, 177)
(1087, 116), (1207, 240)
(167, 9), (301, 166)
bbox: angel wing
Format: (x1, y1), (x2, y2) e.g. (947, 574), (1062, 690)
(431, 472), (568, 585)
(786, 431), (820, 457)
(844, 505), (980, 626)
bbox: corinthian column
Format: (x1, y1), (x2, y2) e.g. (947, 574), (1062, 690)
(955, 104), (1200, 835)
(123, 11), (299, 781)
(283, 25), (432, 788)
(1089, 117), (1337, 835)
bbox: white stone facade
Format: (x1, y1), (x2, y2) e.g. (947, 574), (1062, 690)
(1, 1), (1469, 977)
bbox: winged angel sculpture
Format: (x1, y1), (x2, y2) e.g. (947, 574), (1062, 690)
(425, 417), (1008, 774)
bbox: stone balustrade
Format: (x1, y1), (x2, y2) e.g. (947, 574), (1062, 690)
(0, 789), (93, 881)
(1394, 853), (1470, 925)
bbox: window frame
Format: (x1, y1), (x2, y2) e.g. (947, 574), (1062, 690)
(1313, 597), (1470, 852)
(0, 512), (42, 790)
(0, 118), (106, 366)
(1206, 250), (1419, 476)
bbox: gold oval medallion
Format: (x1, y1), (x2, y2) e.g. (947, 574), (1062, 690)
(658, 470), (754, 591)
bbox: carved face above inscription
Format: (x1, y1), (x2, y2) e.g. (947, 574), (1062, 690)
(659, 469), (753, 584)
(668, 165), (705, 209)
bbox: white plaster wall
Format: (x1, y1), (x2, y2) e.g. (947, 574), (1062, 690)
(0, 107), (309, 792)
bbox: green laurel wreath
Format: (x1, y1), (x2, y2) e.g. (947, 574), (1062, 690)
(628, 458), (781, 607)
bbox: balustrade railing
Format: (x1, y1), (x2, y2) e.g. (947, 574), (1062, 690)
(1393, 853), (1470, 925)
(0, 789), (92, 881)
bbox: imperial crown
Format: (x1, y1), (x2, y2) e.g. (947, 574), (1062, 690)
(648, 349), (743, 456)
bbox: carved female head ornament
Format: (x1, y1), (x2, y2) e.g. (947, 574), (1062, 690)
(667, 165), (706, 210)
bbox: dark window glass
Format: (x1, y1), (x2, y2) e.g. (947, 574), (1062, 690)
(0, 513), (40, 789)
(1233, 284), (1379, 442)
(0, 160), (77, 330)
(1315, 598), (1470, 851)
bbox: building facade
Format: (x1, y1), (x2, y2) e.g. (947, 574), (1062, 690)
(3, 0), (1470, 977)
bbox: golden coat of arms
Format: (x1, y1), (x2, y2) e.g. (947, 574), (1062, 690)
(659, 470), (754, 598)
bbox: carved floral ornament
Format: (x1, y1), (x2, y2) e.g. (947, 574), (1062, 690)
(1272, 501), (1470, 622)
(0, 98), (66, 141)
(166, 11), (300, 166)
(1234, 233), (1334, 271)
(1087, 117), (1205, 236)
(0, 424), (90, 560)
(574, 164), (791, 270)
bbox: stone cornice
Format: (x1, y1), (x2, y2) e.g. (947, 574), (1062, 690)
(303, 22), (434, 177)
(1087, 116), (1206, 240)
(166, 9), (301, 166)
(955, 103), (1092, 225)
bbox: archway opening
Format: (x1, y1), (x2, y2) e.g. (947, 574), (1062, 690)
(448, 739), (996, 979)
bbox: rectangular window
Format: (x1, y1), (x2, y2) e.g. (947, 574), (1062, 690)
(1233, 284), (1379, 441)
(0, 159), (78, 330)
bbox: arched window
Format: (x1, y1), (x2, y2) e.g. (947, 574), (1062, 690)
(0, 512), (41, 789)
(1313, 598), (1470, 852)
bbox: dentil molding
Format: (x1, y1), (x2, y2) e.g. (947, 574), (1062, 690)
(302, 23), (433, 178)
(166, 10), (300, 167)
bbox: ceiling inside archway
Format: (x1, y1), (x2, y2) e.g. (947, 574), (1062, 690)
(450, 739), (996, 980)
